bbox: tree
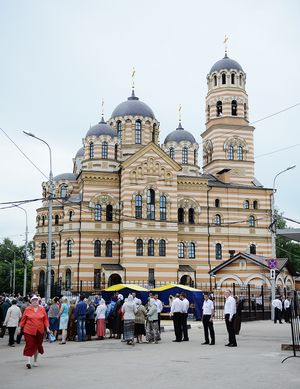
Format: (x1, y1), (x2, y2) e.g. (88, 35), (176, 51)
(275, 210), (300, 272)
(0, 238), (33, 295)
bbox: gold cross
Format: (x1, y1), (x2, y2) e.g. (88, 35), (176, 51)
(224, 35), (228, 54)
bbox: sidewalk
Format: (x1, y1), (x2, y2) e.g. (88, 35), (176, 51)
(0, 320), (299, 389)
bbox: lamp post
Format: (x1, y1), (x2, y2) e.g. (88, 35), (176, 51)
(13, 205), (29, 296)
(23, 131), (53, 301)
(271, 164), (296, 320)
(6, 247), (16, 294)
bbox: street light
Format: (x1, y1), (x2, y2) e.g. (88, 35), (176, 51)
(23, 131), (53, 301)
(270, 164), (296, 320)
(13, 204), (29, 296)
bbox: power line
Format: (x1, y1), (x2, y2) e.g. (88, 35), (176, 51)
(283, 216), (300, 225)
(256, 143), (300, 159)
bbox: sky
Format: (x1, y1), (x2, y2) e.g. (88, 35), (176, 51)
(0, 0), (299, 246)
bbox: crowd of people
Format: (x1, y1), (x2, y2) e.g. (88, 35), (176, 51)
(272, 295), (292, 324)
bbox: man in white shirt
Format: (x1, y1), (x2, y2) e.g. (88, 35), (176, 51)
(170, 294), (183, 342)
(272, 296), (283, 324)
(180, 293), (190, 341)
(201, 292), (215, 345)
(153, 294), (163, 334)
(224, 290), (237, 347)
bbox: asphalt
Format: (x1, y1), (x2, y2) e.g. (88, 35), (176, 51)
(0, 320), (299, 389)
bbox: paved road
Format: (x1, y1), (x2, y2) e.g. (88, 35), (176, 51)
(0, 320), (299, 389)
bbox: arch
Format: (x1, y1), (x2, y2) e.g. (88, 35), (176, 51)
(218, 274), (243, 287)
(231, 73), (235, 84)
(146, 189), (155, 220)
(136, 239), (143, 256)
(215, 198), (220, 208)
(250, 243), (256, 254)
(237, 145), (243, 160)
(102, 141), (108, 159)
(106, 240), (112, 257)
(253, 200), (258, 209)
(159, 239), (166, 256)
(55, 214), (59, 225)
(135, 194), (142, 219)
(108, 273), (122, 287)
(178, 208), (184, 224)
(106, 204), (113, 221)
(94, 240), (101, 257)
(148, 239), (155, 256)
(227, 145), (234, 160)
(231, 100), (237, 116)
(244, 274), (271, 287)
(178, 242), (185, 258)
(180, 275), (192, 287)
(60, 185), (68, 199)
(135, 120), (142, 144)
(214, 75), (217, 86)
(94, 204), (102, 221)
(188, 242), (195, 258)
(182, 147), (188, 164)
(214, 214), (221, 225)
(215, 243), (222, 259)
(243, 200), (250, 209)
(89, 142), (94, 159)
(188, 208), (195, 224)
(216, 101), (222, 116)
(67, 240), (73, 257)
(249, 215), (256, 227)
(221, 73), (226, 84)
(65, 269), (71, 289)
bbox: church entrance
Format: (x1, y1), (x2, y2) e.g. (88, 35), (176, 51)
(108, 273), (122, 287)
(180, 274), (193, 287)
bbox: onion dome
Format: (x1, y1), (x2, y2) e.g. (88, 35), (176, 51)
(111, 90), (155, 119)
(209, 53), (243, 74)
(86, 117), (117, 138)
(53, 173), (77, 181)
(75, 147), (84, 158)
(164, 122), (196, 144)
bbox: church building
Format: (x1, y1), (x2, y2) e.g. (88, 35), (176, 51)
(32, 52), (277, 293)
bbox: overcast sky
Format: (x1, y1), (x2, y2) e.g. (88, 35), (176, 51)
(0, 0), (299, 247)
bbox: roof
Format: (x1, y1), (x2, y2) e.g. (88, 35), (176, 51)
(151, 283), (202, 292)
(164, 122), (196, 144)
(179, 265), (195, 272)
(86, 117), (117, 138)
(53, 173), (77, 181)
(75, 147), (84, 158)
(111, 90), (155, 119)
(209, 54), (243, 74)
(209, 252), (297, 276)
(277, 228), (300, 243)
(104, 283), (148, 292)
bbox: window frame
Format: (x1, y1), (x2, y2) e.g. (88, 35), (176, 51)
(94, 204), (102, 221)
(67, 240), (73, 257)
(215, 243), (222, 259)
(135, 120), (142, 144)
(182, 147), (188, 164)
(102, 141), (108, 159)
(159, 239), (166, 257)
(178, 242), (185, 258)
(160, 195), (167, 221)
(94, 239), (101, 257)
(136, 239), (143, 256)
(146, 189), (155, 220)
(89, 142), (94, 159)
(188, 242), (195, 259)
(148, 239), (155, 256)
(106, 240), (112, 257)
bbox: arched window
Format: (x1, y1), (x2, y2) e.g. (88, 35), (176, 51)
(55, 215), (59, 225)
(152, 124), (156, 143)
(135, 195), (142, 219)
(239, 74), (242, 86)
(216, 101), (222, 116)
(160, 195), (167, 221)
(188, 208), (195, 224)
(106, 240), (112, 257)
(94, 204), (102, 221)
(51, 242), (55, 259)
(253, 200), (258, 210)
(215, 199), (220, 208)
(207, 105), (210, 120)
(60, 185), (68, 199)
(222, 73), (226, 84)
(94, 240), (101, 257)
(244, 103), (247, 119)
(231, 100), (237, 116)
(67, 240), (72, 257)
(182, 147), (188, 164)
(178, 208), (184, 224)
(194, 149), (198, 165)
(89, 142), (94, 159)
(159, 239), (166, 256)
(214, 75), (217, 86)
(148, 239), (154, 256)
(178, 242), (185, 258)
(227, 145), (234, 160)
(66, 269), (71, 289)
(69, 211), (73, 221)
(135, 120), (142, 144)
(114, 144), (118, 160)
(250, 243), (256, 254)
(249, 215), (256, 227)
(102, 141), (108, 159)
(39, 270), (45, 287)
(42, 216), (45, 226)
(214, 214), (221, 225)
(106, 204), (113, 221)
(231, 73), (235, 84)
(169, 147), (175, 159)
(117, 121), (122, 143)
(215, 243), (222, 259)
(237, 145), (243, 160)
(243, 200), (249, 209)
(189, 242), (195, 258)
(41, 243), (46, 259)
(147, 189), (155, 220)
(136, 239), (143, 256)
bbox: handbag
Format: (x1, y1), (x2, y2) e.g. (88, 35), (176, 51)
(48, 333), (56, 343)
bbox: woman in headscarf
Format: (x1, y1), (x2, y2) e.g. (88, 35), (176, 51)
(122, 294), (137, 345)
(95, 298), (107, 339)
(47, 296), (60, 339)
(58, 296), (69, 344)
(146, 298), (159, 344)
(115, 294), (124, 339)
(67, 298), (77, 341)
(134, 299), (146, 343)
(85, 298), (95, 340)
(18, 295), (50, 369)
(106, 296), (117, 338)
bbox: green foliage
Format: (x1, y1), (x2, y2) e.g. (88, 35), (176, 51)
(0, 238), (33, 295)
(275, 211), (300, 272)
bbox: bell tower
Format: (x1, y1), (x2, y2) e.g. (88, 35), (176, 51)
(201, 52), (255, 186)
